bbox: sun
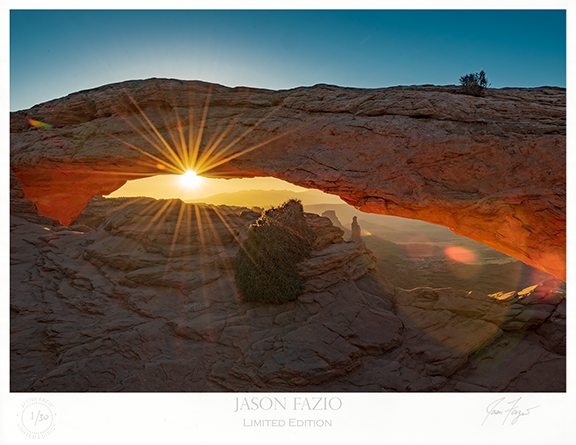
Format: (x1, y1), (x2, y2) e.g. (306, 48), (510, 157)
(180, 170), (202, 188)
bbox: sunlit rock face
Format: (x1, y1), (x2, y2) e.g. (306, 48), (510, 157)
(10, 79), (566, 279)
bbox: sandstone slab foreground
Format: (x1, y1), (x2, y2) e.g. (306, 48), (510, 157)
(10, 174), (565, 392)
(10, 79), (566, 279)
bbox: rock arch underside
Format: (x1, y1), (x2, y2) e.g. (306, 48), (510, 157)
(10, 79), (567, 392)
(10, 79), (566, 280)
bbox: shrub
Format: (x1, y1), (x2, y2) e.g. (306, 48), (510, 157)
(459, 70), (490, 97)
(234, 199), (316, 304)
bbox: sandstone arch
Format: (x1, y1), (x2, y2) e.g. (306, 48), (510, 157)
(10, 79), (566, 280)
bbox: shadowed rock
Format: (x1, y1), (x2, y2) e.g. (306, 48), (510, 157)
(10, 176), (565, 392)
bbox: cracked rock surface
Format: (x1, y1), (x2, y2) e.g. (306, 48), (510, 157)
(10, 177), (565, 392)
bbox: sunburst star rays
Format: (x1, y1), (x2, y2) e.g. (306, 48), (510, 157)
(96, 82), (310, 187)
(87, 82), (318, 326)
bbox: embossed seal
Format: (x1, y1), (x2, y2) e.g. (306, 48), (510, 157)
(18, 398), (56, 439)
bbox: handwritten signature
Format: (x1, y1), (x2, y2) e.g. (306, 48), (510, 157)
(482, 397), (540, 426)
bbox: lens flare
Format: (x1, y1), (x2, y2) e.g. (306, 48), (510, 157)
(444, 246), (477, 263)
(28, 119), (53, 129)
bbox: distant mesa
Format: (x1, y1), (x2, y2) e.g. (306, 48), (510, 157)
(321, 210), (350, 236)
(186, 189), (344, 208)
(9, 79), (565, 280)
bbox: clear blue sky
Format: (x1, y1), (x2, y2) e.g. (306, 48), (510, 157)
(10, 9), (566, 111)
